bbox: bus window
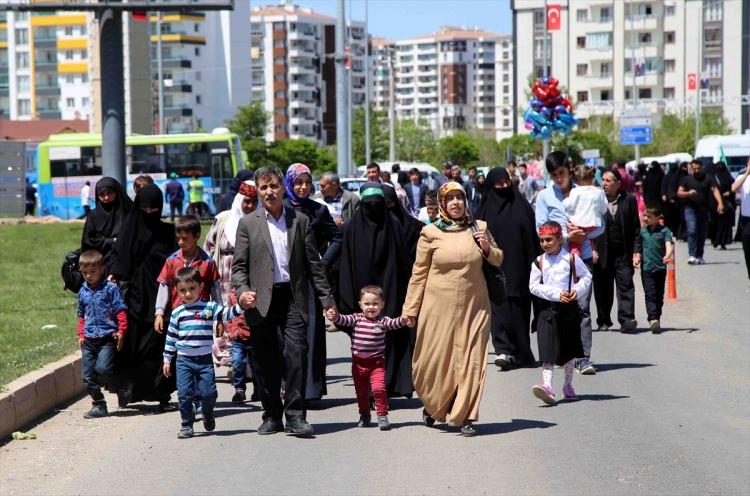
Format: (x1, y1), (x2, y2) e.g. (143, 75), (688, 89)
(232, 136), (245, 169)
(50, 146), (102, 177)
(130, 145), (163, 174)
(165, 142), (210, 177)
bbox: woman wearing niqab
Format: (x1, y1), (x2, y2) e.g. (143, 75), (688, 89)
(81, 177), (132, 272)
(339, 182), (414, 397)
(476, 168), (539, 369)
(110, 184), (177, 408)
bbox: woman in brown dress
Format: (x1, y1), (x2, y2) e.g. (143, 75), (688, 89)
(402, 182), (503, 436)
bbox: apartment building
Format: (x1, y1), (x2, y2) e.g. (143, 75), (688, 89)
(149, 1), (251, 133)
(370, 26), (509, 139)
(495, 34), (514, 140)
(512, 0), (749, 134)
(0, 11), (91, 121)
(250, 4), (367, 145)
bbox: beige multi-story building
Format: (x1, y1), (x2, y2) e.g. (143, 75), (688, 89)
(512, 0), (749, 134)
(370, 26), (511, 139)
(250, 4), (367, 145)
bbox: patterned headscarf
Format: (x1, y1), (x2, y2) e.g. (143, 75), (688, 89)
(284, 163), (312, 205)
(435, 181), (472, 232)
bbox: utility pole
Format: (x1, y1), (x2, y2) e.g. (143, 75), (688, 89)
(98, 8), (126, 185)
(388, 48), (396, 162)
(542, 0), (549, 160)
(694, 3), (702, 148)
(335, 0), (348, 177)
(156, 11), (165, 135)
(364, 0), (371, 165)
(630, 0), (640, 164)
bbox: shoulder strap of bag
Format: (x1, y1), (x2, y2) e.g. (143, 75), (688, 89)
(535, 255), (544, 284)
(568, 253), (578, 292)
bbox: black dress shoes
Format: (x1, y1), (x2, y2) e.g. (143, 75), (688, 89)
(257, 418), (284, 435)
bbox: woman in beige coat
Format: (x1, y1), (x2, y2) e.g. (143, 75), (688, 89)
(402, 181), (503, 436)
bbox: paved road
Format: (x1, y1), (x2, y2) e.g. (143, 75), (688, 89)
(2, 241), (749, 496)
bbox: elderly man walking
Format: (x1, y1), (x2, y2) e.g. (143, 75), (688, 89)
(231, 166), (335, 436)
(315, 172), (360, 226)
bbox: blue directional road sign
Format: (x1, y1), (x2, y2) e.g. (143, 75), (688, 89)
(620, 126), (653, 145)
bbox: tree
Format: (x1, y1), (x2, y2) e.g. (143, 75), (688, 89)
(267, 139), (334, 175)
(396, 119), (435, 163)
(352, 105), (389, 166)
(468, 132), (503, 165)
(435, 133), (479, 166)
(225, 101), (269, 168)
(498, 134), (540, 162)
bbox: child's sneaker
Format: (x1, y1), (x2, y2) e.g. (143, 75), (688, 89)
(562, 384), (578, 401)
(231, 388), (246, 405)
(83, 401), (108, 419)
(532, 384), (557, 405)
(358, 414), (371, 427)
(177, 426), (194, 439)
(649, 320), (661, 334)
(203, 412), (216, 432)
(377, 415), (391, 431)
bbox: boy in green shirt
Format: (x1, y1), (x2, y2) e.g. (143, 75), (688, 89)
(640, 207), (674, 334)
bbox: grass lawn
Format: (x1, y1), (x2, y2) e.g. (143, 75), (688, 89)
(0, 223), (82, 388)
(0, 220), (213, 388)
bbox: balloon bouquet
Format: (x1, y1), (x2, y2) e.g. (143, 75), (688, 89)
(524, 76), (578, 140)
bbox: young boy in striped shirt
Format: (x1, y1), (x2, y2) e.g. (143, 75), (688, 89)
(163, 267), (248, 439)
(326, 285), (409, 431)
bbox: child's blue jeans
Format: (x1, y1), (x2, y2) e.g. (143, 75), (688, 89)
(176, 354), (217, 427)
(81, 337), (116, 403)
(231, 339), (253, 390)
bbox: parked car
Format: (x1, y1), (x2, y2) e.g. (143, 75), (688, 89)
(356, 162), (442, 190)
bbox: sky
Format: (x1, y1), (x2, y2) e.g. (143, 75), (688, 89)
(284, 0), (512, 40)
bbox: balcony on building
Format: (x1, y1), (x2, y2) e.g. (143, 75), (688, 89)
(36, 103), (61, 118)
(289, 22), (317, 41)
(163, 78), (192, 93)
(35, 81), (60, 96)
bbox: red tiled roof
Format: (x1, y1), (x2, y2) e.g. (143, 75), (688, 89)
(0, 119), (89, 141)
(405, 25), (503, 42)
(371, 37), (394, 48)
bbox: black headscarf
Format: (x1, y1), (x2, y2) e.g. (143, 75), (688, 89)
(219, 169), (254, 212)
(339, 182), (413, 396)
(383, 185), (423, 266)
(643, 161), (665, 207)
(664, 162), (684, 200)
(81, 177), (133, 269)
(476, 167), (540, 297)
(713, 161), (735, 208)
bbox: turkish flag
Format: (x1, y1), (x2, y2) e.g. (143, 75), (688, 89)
(547, 4), (562, 31)
(687, 73), (697, 91)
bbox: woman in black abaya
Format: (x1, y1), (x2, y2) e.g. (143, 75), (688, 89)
(710, 161), (736, 249)
(110, 184), (177, 410)
(642, 161), (665, 208)
(476, 168), (539, 370)
(81, 177), (132, 273)
(339, 182), (414, 397)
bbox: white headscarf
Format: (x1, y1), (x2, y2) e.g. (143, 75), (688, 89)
(225, 180), (255, 247)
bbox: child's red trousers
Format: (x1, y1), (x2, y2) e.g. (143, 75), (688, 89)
(352, 355), (388, 416)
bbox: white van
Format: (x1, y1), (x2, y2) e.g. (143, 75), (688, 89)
(626, 153), (693, 173)
(694, 134), (750, 177)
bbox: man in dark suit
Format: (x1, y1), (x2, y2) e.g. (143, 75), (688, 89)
(593, 168), (643, 333)
(232, 166), (335, 436)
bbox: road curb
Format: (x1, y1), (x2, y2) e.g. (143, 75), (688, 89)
(0, 352), (85, 440)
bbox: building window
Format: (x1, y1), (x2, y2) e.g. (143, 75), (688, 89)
(17, 75), (30, 92)
(600, 62), (611, 77)
(665, 31), (675, 44)
(196, 95), (202, 104)
(664, 59), (675, 73)
(600, 7), (612, 21)
(600, 90), (611, 101)
(194, 47), (200, 56)
(17, 99), (31, 115)
(82, 97), (89, 107)
(577, 91), (588, 102)
(15, 29), (28, 44)
(576, 9), (587, 22)
(65, 50), (74, 60)
(66, 97), (75, 108)
(82, 74), (88, 83)
(664, 87), (675, 99)
(639, 88), (652, 99)
(64, 26), (73, 36)
(577, 37), (585, 49)
(638, 32), (652, 44)
(665, 4), (675, 16)
(16, 52), (29, 69)
(576, 64), (587, 76)
(194, 24), (200, 33)
(533, 9), (545, 27)
(503, 119), (510, 128)
(66, 74), (74, 84)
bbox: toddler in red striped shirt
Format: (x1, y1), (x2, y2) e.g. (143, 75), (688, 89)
(326, 285), (410, 431)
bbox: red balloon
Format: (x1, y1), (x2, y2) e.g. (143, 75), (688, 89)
(547, 77), (559, 88)
(547, 87), (561, 99)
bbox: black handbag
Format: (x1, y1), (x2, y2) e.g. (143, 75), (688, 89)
(470, 222), (507, 305)
(61, 249), (83, 293)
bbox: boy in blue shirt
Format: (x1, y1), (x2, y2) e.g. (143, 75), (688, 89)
(77, 249), (128, 419)
(162, 267), (248, 439)
(640, 207), (674, 334)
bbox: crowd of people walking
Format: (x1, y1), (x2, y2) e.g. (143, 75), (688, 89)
(72, 153), (750, 438)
